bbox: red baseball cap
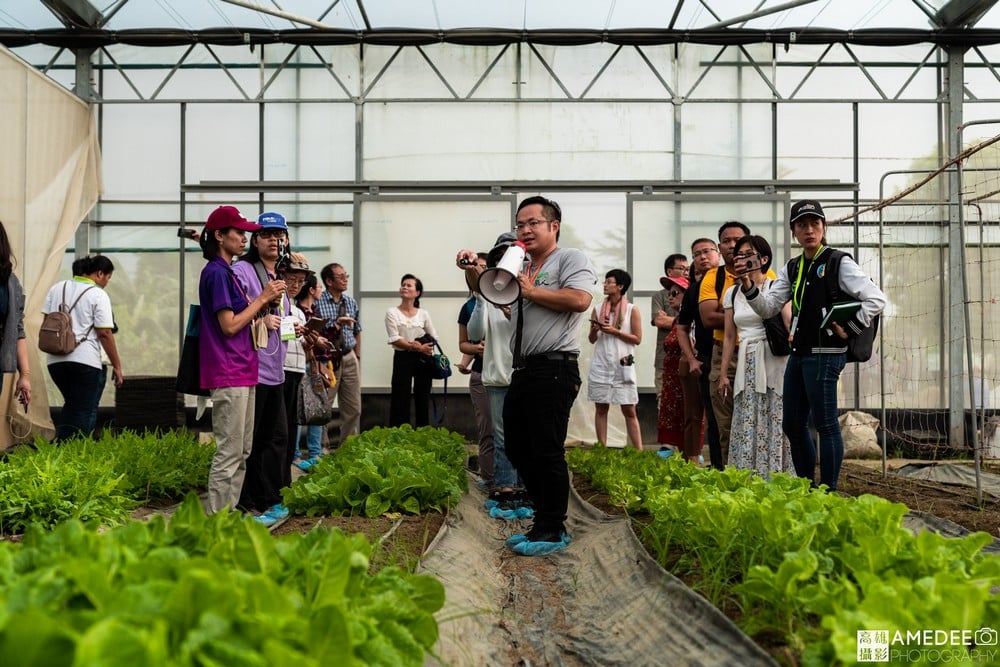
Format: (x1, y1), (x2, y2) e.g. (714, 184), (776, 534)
(204, 206), (261, 232)
(660, 275), (690, 291)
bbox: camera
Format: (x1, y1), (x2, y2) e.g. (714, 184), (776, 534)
(740, 254), (762, 274)
(176, 227), (199, 241)
(976, 628), (998, 646)
(619, 354), (635, 367)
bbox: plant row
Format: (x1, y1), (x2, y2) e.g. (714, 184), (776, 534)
(283, 425), (468, 517)
(567, 446), (1000, 666)
(0, 495), (444, 666)
(0, 430), (212, 534)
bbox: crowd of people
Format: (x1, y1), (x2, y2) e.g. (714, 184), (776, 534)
(3, 194), (884, 554)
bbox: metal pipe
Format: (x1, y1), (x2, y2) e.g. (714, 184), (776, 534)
(215, 0), (334, 29)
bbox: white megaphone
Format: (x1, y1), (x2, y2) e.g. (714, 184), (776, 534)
(478, 241), (527, 306)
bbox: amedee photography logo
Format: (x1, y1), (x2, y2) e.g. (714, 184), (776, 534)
(858, 628), (998, 664)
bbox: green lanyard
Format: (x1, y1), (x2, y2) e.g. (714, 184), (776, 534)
(791, 245), (824, 316)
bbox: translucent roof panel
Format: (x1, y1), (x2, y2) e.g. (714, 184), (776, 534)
(1, 0), (998, 31)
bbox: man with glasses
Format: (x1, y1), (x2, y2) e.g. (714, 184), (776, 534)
(317, 263), (362, 446)
(456, 195), (596, 556)
(674, 239), (721, 465)
(652, 253), (689, 397)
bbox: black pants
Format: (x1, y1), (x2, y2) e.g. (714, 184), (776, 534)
(389, 350), (433, 427)
(503, 358), (580, 535)
(240, 382), (288, 512)
(281, 371), (304, 487)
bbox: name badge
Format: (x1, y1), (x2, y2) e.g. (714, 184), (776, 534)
(280, 316), (297, 341)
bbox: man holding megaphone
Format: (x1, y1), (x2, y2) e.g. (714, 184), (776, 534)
(457, 196), (596, 556)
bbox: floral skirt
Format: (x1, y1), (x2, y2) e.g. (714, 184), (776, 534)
(728, 351), (794, 479)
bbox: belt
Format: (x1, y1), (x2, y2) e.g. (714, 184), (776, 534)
(521, 351), (579, 365)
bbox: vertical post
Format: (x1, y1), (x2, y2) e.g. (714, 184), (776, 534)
(945, 46), (966, 446)
(74, 48), (95, 259)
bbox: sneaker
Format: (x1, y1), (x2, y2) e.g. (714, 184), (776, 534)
(264, 504), (289, 521)
(252, 513), (277, 528)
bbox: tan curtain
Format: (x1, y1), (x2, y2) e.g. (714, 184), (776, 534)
(0, 45), (103, 448)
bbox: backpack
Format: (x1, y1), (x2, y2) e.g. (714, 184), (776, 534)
(39, 283), (95, 355)
(788, 250), (880, 363)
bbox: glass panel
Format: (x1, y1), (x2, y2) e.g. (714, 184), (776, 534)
(364, 102), (673, 180)
(682, 102), (773, 179)
(185, 104), (260, 183)
(263, 103), (356, 180)
(101, 105), (179, 199)
(776, 104), (855, 185)
(358, 198), (512, 292)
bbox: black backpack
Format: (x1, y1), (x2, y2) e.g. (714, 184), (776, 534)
(788, 250), (880, 363)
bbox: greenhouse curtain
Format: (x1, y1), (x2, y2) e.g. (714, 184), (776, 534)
(0, 45), (102, 448)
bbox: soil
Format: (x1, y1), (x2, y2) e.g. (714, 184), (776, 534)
(838, 461), (1000, 538)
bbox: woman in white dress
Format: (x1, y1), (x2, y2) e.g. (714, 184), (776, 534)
(718, 236), (794, 478)
(587, 269), (643, 449)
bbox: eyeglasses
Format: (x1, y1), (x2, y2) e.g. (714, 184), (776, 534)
(668, 265), (689, 274)
(514, 219), (549, 232)
(332, 273), (349, 280)
(668, 289), (683, 298)
(257, 229), (286, 239)
(284, 275), (306, 284)
(692, 247), (718, 257)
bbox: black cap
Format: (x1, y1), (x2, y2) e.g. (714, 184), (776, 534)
(789, 199), (825, 225)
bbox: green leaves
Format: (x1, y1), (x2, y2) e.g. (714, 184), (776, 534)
(568, 444), (1000, 664)
(283, 426), (468, 517)
(0, 430), (213, 535)
(0, 496), (444, 666)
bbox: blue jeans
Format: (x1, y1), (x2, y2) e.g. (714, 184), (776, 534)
(782, 353), (846, 490)
(296, 424), (323, 458)
(487, 385), (522, 489)
(48, 362), (106, 441)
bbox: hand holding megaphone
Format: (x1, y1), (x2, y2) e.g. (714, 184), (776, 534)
(478, 241), (526, 306)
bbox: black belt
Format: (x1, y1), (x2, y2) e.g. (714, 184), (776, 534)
(520, 351), (579, 366)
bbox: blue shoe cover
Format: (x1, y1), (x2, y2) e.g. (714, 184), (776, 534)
(484, 499), (500, 510)
(511, 534), (571, 556)
(657, 448), (674, 459)
(505, 533), (529, 546)
(490, 505), (535, 520)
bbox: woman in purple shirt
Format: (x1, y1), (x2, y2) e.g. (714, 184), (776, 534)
(198, 206), (285, 516)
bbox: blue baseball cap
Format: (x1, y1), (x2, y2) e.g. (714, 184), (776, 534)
(257, 211), (288, 230)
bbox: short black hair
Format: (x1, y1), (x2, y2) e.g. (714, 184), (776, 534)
(718, 220), (750, 239)
(664, 253), (687, 274)
(735, 235), (774, 275)
(72, 255), (114, 277)
(605, 268), (632, 294)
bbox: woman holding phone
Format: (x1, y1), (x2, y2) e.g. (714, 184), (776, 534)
(718, 235), (793, 478)
(739, 200), (886, 491)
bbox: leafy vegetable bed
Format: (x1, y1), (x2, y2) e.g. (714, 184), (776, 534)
(283, 425), (468, 517)
(0, 496), (444, 666)
(0, 430), (212, 534)
(567, 446), (1000, 666)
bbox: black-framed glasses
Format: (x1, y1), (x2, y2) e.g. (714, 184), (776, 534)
(256, 229), (286, 239)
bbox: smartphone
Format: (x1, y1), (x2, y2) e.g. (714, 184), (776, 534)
(304, 317), (328, 333)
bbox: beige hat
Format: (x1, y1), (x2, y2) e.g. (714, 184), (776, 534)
(286, 252), (314, 274)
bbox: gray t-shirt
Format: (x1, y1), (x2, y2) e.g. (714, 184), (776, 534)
(513, 247), (597, 356)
